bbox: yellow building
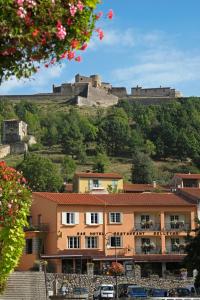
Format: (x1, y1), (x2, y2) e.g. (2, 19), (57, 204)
(73, 172), (123, 193)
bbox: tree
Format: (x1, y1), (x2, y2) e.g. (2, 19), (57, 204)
(184, 223), (200, 289)
(99, 108), (130, 156)
(131, 152), (156, 184)
(0, 0), (108, 81)
(0, 161), (31, 293)
(18, 154), (63, 191)
(61, 156), (76, 181)
(93, 152), (110, 173)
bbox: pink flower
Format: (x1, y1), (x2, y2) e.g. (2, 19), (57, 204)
(69, 4), (77, 17)
(95, 11), (103, 20)
(67, 51), (75, 60)
(26, 0), (36, 8)
(50, 57), (56, 64)
(77, 0), (84, 11)
(56, 21), (66, 40)
(80, 42), (87, 51)
(17, 7), (27, 19)
(60, 51), (67, 59)
(96, 28), (104, 40)
(8, 203), (12, 209)
(107, 9), (114, 20)
(75, 56), (82, 62)
(16, 0), (24, 6)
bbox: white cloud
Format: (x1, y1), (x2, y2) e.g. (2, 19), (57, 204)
(88, 27), (136, 50)
(0, 64), (66, 95)
(111, 47), (200, 93)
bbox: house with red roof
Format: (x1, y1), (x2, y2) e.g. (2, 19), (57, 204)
(19, 191), (197, 277)
(172, 173), (200, 189)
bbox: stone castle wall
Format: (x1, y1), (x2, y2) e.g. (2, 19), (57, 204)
(111, 87), (128, 98)
(0, 145), (10, 158)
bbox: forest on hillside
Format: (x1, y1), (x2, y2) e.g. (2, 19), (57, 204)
(1, 98), (200, 189)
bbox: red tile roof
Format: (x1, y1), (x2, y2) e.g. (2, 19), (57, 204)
(33, 192), (105, 206)
(74, 172), (122, 179)
(175, 173), (200, 179)
(33, 192), (194, 207)
(179, 188), (200, 201)
(123, 183), (156, 192)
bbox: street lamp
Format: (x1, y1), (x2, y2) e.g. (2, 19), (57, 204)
(104, 232), (118, 299)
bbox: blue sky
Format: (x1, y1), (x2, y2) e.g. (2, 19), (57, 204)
(1, 0), (200, 96)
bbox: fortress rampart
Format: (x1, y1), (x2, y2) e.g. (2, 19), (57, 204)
(0, 74), (183, 107)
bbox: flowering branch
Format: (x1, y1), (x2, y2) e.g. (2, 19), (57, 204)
(0, 0), (113, 82)
(0, 161), (31, 293)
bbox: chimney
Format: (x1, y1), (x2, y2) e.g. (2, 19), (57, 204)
(153, 181), (157, 188)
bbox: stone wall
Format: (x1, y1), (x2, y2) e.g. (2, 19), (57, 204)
(111, 87), (128, 98)
(10, 142), (28, 154)
(46, 272), (194, 297)
(0, 144), (10, 158)
(131, 87), (181, 98)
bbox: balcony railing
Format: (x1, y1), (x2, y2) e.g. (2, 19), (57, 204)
(24, 223), (49, 232)
(164, 222), (190, 231)
(135, 246), (161, 254)
(134, 222), (161, 231)
(166, 246), (186, 254)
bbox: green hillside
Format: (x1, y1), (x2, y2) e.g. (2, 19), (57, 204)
(1, 97), (200, 186)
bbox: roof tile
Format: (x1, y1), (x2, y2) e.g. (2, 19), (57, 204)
(33, 192), (194, 207)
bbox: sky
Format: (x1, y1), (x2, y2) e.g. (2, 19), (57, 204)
(1, 0), (200, 96)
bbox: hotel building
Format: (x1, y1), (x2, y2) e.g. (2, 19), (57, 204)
(19, 192), (197, 277)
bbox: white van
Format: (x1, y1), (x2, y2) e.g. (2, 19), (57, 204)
(93, 284), (115, 300)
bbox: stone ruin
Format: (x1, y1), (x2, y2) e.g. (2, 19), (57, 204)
(0, 119), (36, 159)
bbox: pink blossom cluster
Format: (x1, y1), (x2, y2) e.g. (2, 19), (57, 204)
(56, 21), (67, 40)
(69, 1), (84, 17)
(15, 0), (36, 18)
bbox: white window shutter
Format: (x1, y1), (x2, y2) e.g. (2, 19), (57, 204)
(86, 212), (91, 225)
(75, 212), (79, 224)
(120, 213), (123, 223)
(89, 180), (93, 190)
(98, 212), (103, 224)
(109, 213), (111, 223)
(61, 212), (66, 225)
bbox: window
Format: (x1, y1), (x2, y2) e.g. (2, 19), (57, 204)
(86, 212), (103, 225)
(112, 180), (117, 188)
(62, 212), (79, 225)
(85, 237), (98, 248)
(110, 236), (122, 248)
(68, 237), (80, 249)
(170, 215), (179, 229)
(93, 179), (99, 187)
(26, 239), (33, 254)
(171, 238), (180, 251)
(141, 215), (150, 229)
(109, 213), (122, 224)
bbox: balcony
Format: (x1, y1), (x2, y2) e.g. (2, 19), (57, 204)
(165, 222), (190, 231)
(135, 246), (161, 254)
(134, 222), (161, 231)
(166, 246), (186, 254)
(24, 223), (49, 232)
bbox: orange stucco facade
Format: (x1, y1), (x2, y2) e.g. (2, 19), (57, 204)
(18, 192), (197, 275)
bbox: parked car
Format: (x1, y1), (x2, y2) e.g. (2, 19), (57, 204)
(93, 284), (115, 299)
(72, 287), (89, 299)
(148, 288), (168, 297)
(176, 287), (191, 297)
(127, 285), (148, 298)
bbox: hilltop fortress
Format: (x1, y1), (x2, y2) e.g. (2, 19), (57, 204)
(0, 74), (183, 107)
